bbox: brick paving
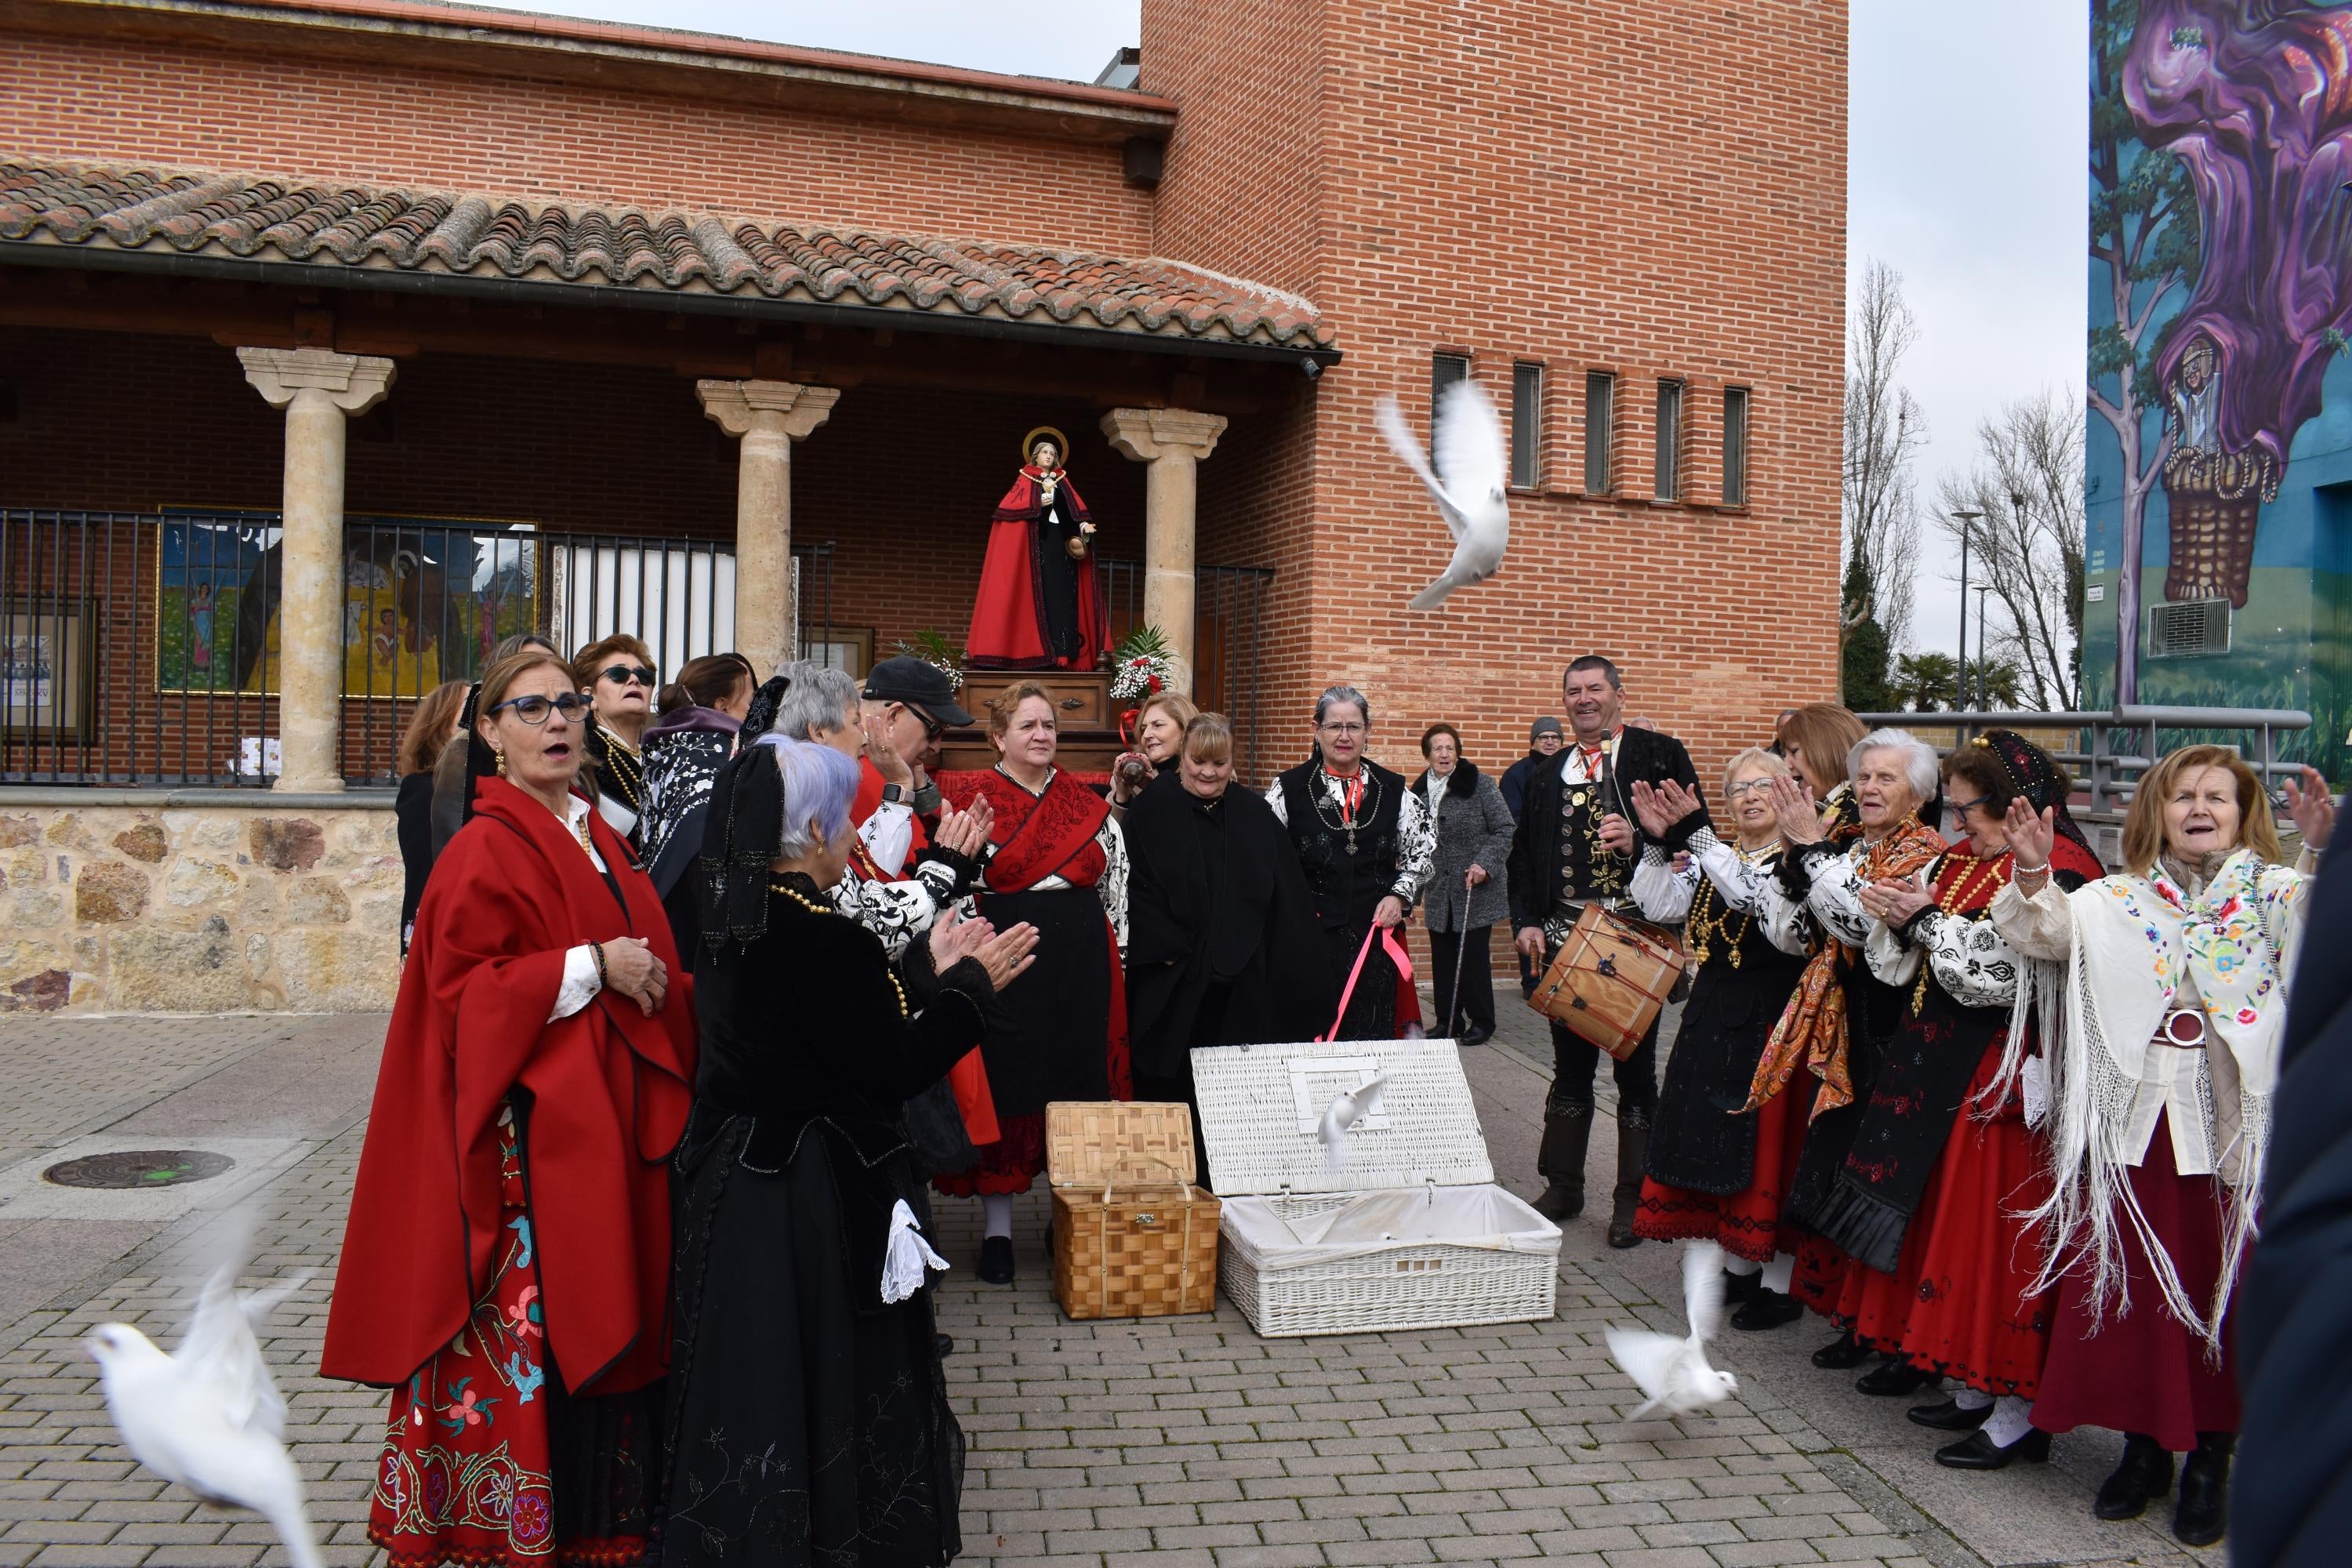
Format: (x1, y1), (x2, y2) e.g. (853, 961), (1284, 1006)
(0, 1005), (2226, 1567)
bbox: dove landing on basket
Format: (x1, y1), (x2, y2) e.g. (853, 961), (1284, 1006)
(1604, 1240), (1740, 1420)
(1374, 379), (1509, 611)
(83, 1219), (322, 1568)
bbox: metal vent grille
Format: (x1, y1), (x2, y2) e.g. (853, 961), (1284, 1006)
(2149, 599), (2231, 659)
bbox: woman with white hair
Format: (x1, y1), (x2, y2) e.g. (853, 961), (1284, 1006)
(666, 736), (1037, 1566)
(1743, 727), (1948, 1375)
(1624, 746), (1820, 1330)
(1991, 747), (2332, 1545)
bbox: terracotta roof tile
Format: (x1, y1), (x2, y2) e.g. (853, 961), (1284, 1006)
(0, 158), (1334, 351)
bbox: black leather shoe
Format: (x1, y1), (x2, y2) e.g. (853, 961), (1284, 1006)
(1907, 1398), (1992, 1432)
(2093, 1432), (2174, 1521)
(1936, 1426), (2052, 1470)
(978, 1235), (1015, 1285)
(1458, 1024), (1494, 1047)
(1813, 1331), (1871, 1369)
(1722, 1270), (1762, 1307)
(1731, 1288), (1805, 1331)
(2172, 1432), (2231, 1547)
(1855, 1359), (1936, 1396)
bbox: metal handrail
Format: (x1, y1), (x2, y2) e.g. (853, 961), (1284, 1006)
(1854, 705), (2314, 812)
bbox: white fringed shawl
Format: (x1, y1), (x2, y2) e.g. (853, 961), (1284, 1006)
(2000, 848), (2307, 1345)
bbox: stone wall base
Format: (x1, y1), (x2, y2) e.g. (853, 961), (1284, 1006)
(0, 802), (400, 1015)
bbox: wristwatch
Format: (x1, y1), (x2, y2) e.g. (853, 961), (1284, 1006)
(881, 783), (906, 805)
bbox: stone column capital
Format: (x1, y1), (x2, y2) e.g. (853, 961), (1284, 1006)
(697, 379), (840, 441)
(236, 347), (396, 414)
(1101, 407), (1229, 464)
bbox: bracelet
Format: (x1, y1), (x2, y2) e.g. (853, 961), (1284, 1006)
(2013, 860), (2050, 878)
(590, 941), (608, 988)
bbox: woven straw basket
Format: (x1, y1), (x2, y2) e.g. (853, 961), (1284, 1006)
(1046, 1101), (1220, 1322)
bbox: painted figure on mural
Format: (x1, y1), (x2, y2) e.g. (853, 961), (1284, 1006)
(967, 427), (1110, 670)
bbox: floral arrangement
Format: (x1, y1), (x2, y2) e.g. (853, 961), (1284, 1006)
(891, 630), (967, 694)
(1109, 626), (1174, 702)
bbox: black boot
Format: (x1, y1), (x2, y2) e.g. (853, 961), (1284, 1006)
(2172, 1432), (2231, 1548)
(1936, 1426), (2052, 1470)
(1813, 1330), (1871, 1369)
(1606, 1113), (1650, 1248)
(978, 1235), (1015, 1285)
(1722, 1269), (1762, 1308)
(1732, 1287), (1804, 1331)
(1533, 1103), (1592, 1221)
(1855, 1358), (1937, 1396)
(2093, 1432), (2174, 1522)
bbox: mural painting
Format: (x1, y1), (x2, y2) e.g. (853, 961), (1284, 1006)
(2085, 0), (2352, 734)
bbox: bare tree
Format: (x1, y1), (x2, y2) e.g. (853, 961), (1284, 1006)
(1843, 260), (1928, 652)
(1933, 388), (2089, 711)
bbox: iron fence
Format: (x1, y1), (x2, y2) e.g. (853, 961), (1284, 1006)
(1855, 705), (2315, 812)
(0, 510), (834, 788)
(1100, 558), (1275, 783)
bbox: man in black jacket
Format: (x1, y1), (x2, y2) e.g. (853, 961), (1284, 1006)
(1508, 655), (1704, 1246)
(1501, 716), (1566, 998)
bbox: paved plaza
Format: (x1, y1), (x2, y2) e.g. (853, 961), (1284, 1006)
(0, 1000), (2223, 1567)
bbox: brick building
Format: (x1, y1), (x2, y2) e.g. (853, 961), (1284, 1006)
(0, 0), (1846, 1012)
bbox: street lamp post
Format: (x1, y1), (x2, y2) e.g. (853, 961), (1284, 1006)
(1974, 586), (1993, 706)
(1951, 509), (1983, 712)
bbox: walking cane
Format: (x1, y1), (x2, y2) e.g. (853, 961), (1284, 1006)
(1446, 869), (1473, 1039)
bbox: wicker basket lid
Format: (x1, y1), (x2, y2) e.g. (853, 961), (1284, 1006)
(1189, 1038), (1494, 1197)
(1044, 1100), (1199, 1189)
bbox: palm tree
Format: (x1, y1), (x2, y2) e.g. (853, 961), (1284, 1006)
(1893, 651), (1958, 713)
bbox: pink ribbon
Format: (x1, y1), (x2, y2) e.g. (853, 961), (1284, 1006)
(1319, 925), (1416, 1042)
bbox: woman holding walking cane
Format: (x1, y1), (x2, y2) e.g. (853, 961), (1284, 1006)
(1414, 723), (1514, 1044)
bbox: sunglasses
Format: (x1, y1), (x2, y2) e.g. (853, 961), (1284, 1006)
(597, 664), (657, 688)
(490, 693), (593, 726)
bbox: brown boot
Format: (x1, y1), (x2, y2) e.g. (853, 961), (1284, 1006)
(1607, 1112), (1650, 1248)
(1533, 1103), (1592, 1221)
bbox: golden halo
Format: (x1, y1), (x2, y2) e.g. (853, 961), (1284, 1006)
(1022, 426), (1070, 465)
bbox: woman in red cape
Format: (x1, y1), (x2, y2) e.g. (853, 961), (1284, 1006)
(967, 427), (1109, 670)
(323, 649), (696, 1568)
(934, 679), (1130, 1287)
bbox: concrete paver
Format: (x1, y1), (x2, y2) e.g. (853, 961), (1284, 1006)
(0, 1002), (2236, 1566)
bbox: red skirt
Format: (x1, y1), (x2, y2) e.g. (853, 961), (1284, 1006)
(2031, 1110), (2241, 1450)
(1889, 1048), (2053, 1397)
(368, 1109), (648, 1568)
(1792, 1231), (1850, 1319)
(931, 1112), (1050, 1198)
(1632, 1054), (1811, 1263)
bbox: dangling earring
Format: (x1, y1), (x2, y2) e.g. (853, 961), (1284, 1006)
(495, 749), (509, 778)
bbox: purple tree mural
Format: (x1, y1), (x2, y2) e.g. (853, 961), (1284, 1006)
(2117, 0), (2352, 700)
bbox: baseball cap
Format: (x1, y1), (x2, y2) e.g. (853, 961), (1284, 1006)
(1529, 717), (1565, 742)
(862, 655), (975, 729)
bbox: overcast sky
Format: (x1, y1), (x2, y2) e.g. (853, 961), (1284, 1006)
(474, 0), (2086, 661)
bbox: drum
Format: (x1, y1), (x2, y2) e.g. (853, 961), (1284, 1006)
(1528, 902), (1687, 1060)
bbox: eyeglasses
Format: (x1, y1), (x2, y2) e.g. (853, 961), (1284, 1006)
(490, 692), (593, 726)
(1319, 722), (1367, 737)
(1946, 793), (1998, 819)
(897, 704), (944, 742)
(1726, 779), (1776, 797)
(597, 664), (657, 688)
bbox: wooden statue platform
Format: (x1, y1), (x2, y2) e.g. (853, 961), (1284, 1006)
(939, 667), (1125, 776)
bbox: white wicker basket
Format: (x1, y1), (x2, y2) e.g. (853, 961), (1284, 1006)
(1192, 1038), (1561, 1338)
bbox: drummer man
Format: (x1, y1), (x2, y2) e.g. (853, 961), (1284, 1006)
(1506, 655), (1705, 1243)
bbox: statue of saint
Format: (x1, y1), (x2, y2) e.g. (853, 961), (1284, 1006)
(967, 427), (1109, 670)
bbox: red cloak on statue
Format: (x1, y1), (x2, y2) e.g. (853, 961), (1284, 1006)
(321, 776), (697, 1396)
(967, 465), (1109, 670)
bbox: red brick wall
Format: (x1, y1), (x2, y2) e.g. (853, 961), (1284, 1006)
(1150, 0), (1848, 790)
(0, 32), (1150, 249)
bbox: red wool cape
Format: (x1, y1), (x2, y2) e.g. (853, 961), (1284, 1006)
(321, 777), (696, 1397)
(967, 466), (1107, 670)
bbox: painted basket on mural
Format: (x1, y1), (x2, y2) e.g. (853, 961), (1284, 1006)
(1046, 1101), (1221, 1322)
(1530, 902), (1687, 1060)
(1192, 1038), (1561, 1338)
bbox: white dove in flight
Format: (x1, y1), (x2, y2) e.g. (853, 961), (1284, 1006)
(1603, 1240), (1740, 1420)
(1374, 377), (1510, 610)
(1318, 1074), (1389, 1172)
(84, 1220), (323, 1568)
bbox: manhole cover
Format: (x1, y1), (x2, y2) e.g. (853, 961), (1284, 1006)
(41, 1150), (236, 1189)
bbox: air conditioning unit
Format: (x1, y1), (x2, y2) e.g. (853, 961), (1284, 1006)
(2148, 599), (2231, 659)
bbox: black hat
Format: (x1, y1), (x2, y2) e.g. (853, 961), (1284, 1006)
(1529, 716), (1565, 742)
(862, 655), (973, 728)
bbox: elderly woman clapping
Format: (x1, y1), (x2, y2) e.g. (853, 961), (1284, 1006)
(1989, 748), (2332, 1546)
(1740, 728), (1949, 1371)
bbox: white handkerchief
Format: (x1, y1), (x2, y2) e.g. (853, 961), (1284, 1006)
(880, 1199), (950, 1304)
(2021, 1056), (2049, 1131)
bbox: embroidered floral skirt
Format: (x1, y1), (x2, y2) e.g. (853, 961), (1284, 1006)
(368, 1105), (661, 1568)
(1632, 1063), (1810, 1264)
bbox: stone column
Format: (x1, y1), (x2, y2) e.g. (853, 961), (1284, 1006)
(1101, 408), (1228, 693)
(237, 347), (396, 793)
(697, 379), (840, 680)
